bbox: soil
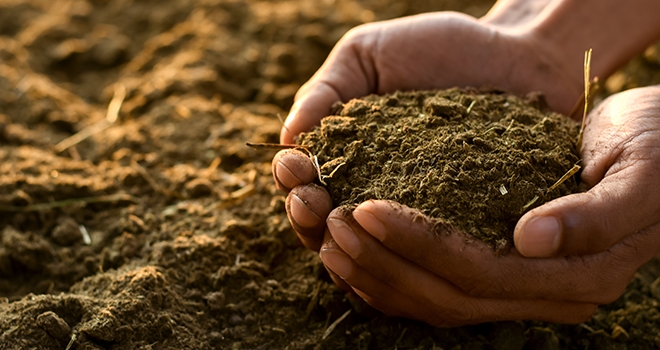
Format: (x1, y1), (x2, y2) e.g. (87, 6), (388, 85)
(1, 0), (660, 349)
(296, 88), (580, 248)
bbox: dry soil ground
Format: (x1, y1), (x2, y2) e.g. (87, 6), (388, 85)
(2, 0), (660, 349)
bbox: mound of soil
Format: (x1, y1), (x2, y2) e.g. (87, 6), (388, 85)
(297, 88), (580, 247)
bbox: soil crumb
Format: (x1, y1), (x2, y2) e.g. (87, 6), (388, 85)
(297, 88), (580, 247)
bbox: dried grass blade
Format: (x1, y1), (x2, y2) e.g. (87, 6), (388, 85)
(55, 84), (126, 153)
(576, 49), (592, 150)
(322, 309), (351, 340)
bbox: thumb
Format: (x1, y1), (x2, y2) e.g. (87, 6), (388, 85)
(280, 82), (343, 144)
(514, 165), (660, 257)
(280, 27), (378, 144)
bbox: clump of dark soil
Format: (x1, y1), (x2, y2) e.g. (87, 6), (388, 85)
(297, 88), (580, 247)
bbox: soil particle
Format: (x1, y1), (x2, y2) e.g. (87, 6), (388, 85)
(297, 88), (580, 247)
(51, 217), (82, 246)
(36, 311), (71, 340)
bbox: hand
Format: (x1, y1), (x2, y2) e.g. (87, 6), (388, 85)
(271, 0), (660, 325)
(274, 1), (660, 246)
(318, 85), (660, 326)
(280, 11), (585, 144)
(273, 9), (586, 251)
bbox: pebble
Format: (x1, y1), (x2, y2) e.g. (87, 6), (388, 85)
(185, 178), (214, 198)
(36, 311), (71, 339)
(228, 314), (243, 325)
(51, 218), (81, 246)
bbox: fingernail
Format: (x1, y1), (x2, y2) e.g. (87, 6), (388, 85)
(519, 216), (561, 257)
(319, 249), (352, 279)
(281, 106), (299, 144)
(327, 218), (361, 258)
(290, 194), (321, 228)
(275, 160), (302, 189)
(353, 209), (387, 242)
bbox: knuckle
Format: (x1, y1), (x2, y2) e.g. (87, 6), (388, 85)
(459, 278), (492, 298)
(343, 23), (375, 41)
(454, 267), (499, 298)
(425, 297), (479, 326)
(448, 300), (480, 324)
(339, 23), (381, 55)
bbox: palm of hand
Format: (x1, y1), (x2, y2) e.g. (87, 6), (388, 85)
(282, 12), (582, 144)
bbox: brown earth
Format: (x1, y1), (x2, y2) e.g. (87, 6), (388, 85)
(1, 0), (660, 349)
(297, 88), (580, 249)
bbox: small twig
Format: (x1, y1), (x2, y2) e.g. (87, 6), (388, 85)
(131, 160), (181, 198)
(55, 119), (112, 153)
(55, 84), (126, 153)
(228, 184), (255, 200)
(67, 146), (82, 161)
(245, 143), (315, 162)
(205, 157), (221, 174)
(522, 195), (539, 211)
(305, 281), (323, 319)
(245, 142), (299, 149)
(312, 155), (325, 185)
(321, 161), (346, 184)
(271, 327), (287, 334)
(131, 160), (163, 193)
(395, 328), (408, 346)
(65, 333), (77, 350)
(105, 83), (126, 124)
(79, 225), (92, 245)
(576, 49), (592, 150)
(0, 193), (138, 212)
(503, 119), (515, 135)
(580, 323), (598, 334)
(466, 100), (477, 114)
(322, 309), (351, 340)
(546, 163), (581, 194)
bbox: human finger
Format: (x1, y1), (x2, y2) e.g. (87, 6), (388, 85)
(321, 248), (452, 322)
(514, 166), (660, 257)
(319, 229), (354, 294)
(286, 184), (333, 251)
(514, 87), (660, 257)
(323, 209), (597, 325)
(352, 200), (660, 304)
(272, 149), (317, 192)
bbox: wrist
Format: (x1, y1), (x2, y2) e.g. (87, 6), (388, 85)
(477, 5), (585, 114)
(527, 0), (660, 83)
(480, 0), (553, 29)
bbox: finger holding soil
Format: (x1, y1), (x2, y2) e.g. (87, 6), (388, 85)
(272, 149), (318, 192)
(286, 184), (333, 251)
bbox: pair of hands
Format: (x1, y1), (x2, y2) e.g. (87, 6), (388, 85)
(272, 12), (660, 326)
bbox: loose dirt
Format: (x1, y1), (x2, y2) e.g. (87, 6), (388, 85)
(1, 0), (660, 349)
(297, 88), (580, 248)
